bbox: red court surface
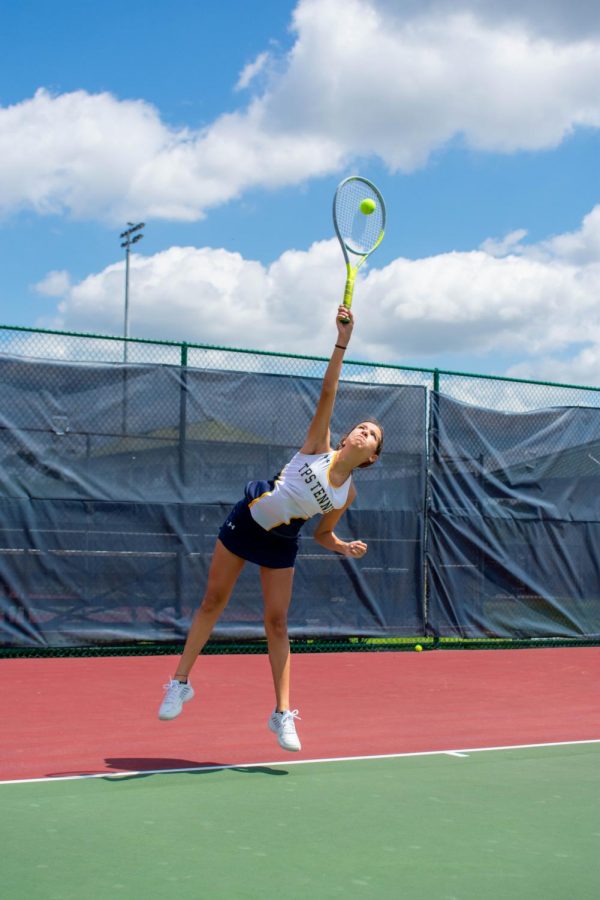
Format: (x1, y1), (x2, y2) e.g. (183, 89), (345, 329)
(1, 648), (599, 782)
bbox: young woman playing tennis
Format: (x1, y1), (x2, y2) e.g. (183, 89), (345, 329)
(158, 306), (383, 751)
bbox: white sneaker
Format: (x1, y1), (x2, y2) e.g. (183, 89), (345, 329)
(268, 709), (301, 752)
(158, 679), (194, 720)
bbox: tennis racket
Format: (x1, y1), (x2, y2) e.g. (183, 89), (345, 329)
(333, 175), (386, 322)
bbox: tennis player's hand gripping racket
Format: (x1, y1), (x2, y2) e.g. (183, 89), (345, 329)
(333, 175), (386, 322)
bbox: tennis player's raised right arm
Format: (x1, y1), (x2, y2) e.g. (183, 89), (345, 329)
(301, 306), (354, 455)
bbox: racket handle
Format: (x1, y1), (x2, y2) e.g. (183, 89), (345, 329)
(338, 272), (355, 323)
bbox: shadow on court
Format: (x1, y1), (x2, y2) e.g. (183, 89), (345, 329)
(43, 758), (288, 780)
(102, 757), (288, 780)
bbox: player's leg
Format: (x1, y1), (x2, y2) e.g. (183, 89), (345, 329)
(261, 565), (301, 751)
(177, 540), (245, 676)
(158, 540), (245, 720)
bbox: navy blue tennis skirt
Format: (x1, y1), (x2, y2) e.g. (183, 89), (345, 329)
(218, 499), (299, 569)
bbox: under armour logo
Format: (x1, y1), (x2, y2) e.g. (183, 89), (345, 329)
(226, 521), (235, 530)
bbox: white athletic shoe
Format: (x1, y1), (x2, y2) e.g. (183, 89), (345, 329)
(158, 679), (194, 720)
(268, 709), (302, 752)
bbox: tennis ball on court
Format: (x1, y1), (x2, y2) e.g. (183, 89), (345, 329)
(360, 198), (376, 215)
(415, 644), (423, 652)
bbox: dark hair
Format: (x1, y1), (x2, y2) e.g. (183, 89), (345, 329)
(336, 418), (384, 468)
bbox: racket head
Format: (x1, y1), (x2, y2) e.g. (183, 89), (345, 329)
(333, 176), (386, 259)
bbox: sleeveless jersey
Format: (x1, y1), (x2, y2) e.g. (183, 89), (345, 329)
(245, 451), (352, 539)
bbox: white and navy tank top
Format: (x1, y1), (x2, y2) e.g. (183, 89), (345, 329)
(245, 451), (352, 539)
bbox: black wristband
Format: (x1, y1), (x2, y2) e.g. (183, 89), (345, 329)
(335, 343), (347, 350)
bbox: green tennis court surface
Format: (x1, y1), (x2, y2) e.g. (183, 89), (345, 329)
(2, 742), (599, 899)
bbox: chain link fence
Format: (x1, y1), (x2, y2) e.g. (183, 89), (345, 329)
(1, 324), (600, 655)
(3, 324), (600, 406)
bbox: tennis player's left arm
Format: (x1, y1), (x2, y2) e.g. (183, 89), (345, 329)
(313, 485), (368, 558)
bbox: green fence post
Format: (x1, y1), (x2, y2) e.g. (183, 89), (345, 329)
(176, 342), (189, 618)
(178, 342), (189, 482)
(180, 342), (188, 368)
(427, 369), (441, 647)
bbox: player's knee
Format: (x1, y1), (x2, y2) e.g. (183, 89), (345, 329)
(200, 587), (229, 615)
(264, 612), (288, 640)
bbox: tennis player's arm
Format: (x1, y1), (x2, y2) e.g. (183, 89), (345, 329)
(313, 486), (367, 557)
(301, 308), (353, 454)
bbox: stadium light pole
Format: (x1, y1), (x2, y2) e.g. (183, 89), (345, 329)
(119, 222), (145, 362)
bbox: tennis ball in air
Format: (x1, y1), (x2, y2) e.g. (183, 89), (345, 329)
(360, 198), (376, 215)
(415, 644), (423, 652)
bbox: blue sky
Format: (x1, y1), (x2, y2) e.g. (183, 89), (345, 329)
(1, 0), (599, 381)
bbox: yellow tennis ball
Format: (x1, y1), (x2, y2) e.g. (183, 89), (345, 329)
(415, 644), (423, 652)
(360, 198), (376, 215)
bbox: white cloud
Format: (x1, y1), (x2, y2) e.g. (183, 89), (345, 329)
(1, 0), (599, 222)
(45, 241), (342, 355)
(536, 207), (600, 266)
(38, 203), (600, 385)
(507, 346), (600, 389)
(416, 1), (599, 40)
(0, 89), (169, 220)
(479, 229), (528, 258)
(33, 269), (71, 297)
(235, 52), (271, 91)
(377, 1), (600, 40)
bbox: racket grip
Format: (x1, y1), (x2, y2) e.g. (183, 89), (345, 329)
(338, 274), (354, 323)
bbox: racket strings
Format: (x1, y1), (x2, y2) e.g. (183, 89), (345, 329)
(334, 180), (384, 255)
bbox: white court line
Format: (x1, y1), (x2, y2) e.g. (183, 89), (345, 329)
(1, 737), (599, 787)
